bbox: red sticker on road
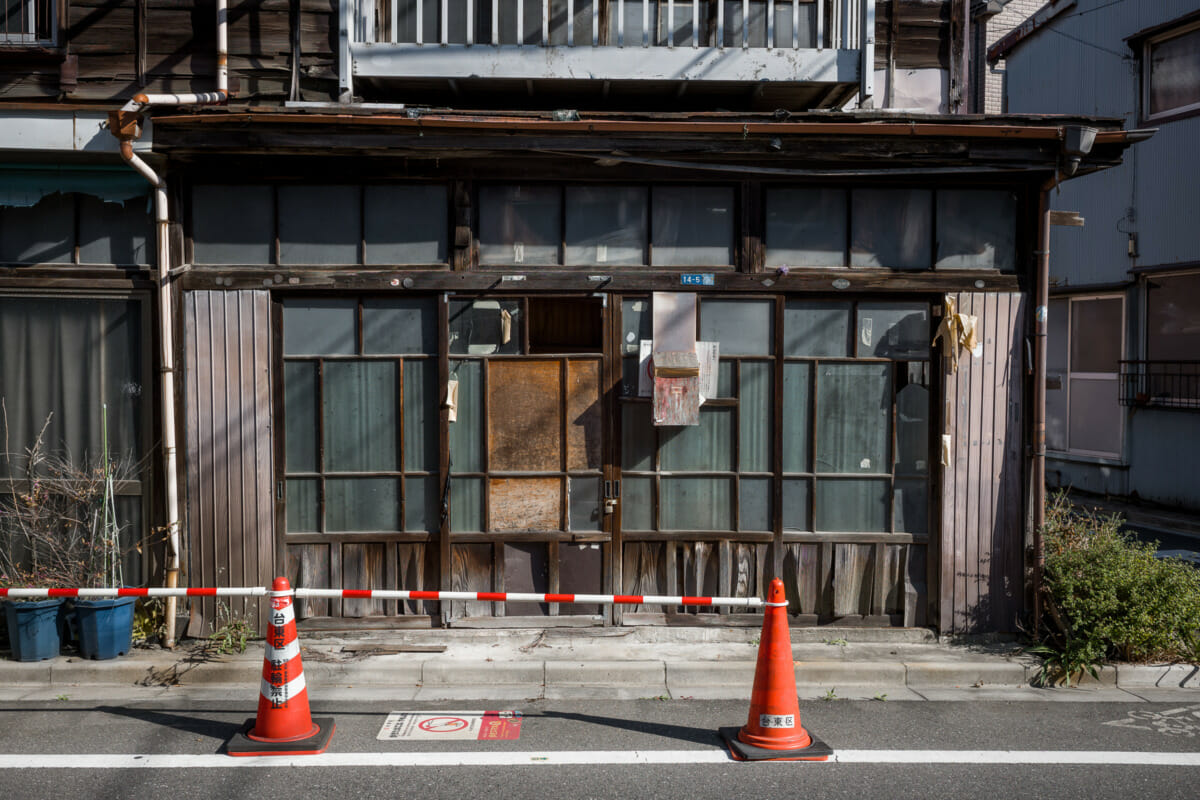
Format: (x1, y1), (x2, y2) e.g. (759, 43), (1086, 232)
(378, 711), (523, 741)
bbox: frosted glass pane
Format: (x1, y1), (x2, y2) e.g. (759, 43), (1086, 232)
(660, 407), (734, 471)
(450, 477), (483, 532)
(192, 185), (273, 265)
(405, 475), (439, 533)
(449, 360), (483, 472)
(283, 298), (356, 355)
(326, 477), (400, 531)
(935, 190), (1017, 271)
(479, 185), (561, 265)
(404, 359), (439, 471)
(1068, 377), (1122, 455)
(699, 298), (774, 355)
(569, 476), (602, 532)
(782, 362), (812, 473)
(717, 361), (735, 397)
(850, 188), (932, 269)
(449, 299), (522, 355)
(857, 302), (930, 358)
(815, 363), (890, 474)
(284, 361), (318, 472)
(816, 479), (888, 532)
(78, 195), (150, 266)
(565, 186), (647, 265)
(324, 361), (399, 471)
(782, 477), (810, 531)
(894, 479), (927, 534)
(279, 185), (360, 265)
(740, 477), (772, 532)
(621, 477), (654, 530)
(784, 301), (851, 357)
(363, 298), (437, 355)
(661, 477), (733, 530)
(1071, 297), (1122, 373)
(622, 404), (655, 471)
(286, 478), (319, 533)
(740, 361), (772, 472)
(651, 186), (734, 266)
(765, 188), (847, 267)
(364, 185), (448, 264)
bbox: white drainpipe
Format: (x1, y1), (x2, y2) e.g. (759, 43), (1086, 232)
(111, 0), (229, 648)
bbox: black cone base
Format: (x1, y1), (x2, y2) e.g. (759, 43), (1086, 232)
(719, 726), (833, 762)
(227, 718), (336, 757)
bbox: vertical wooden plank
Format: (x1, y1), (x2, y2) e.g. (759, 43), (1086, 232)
(985, 292), (1007, 632)
(665, 540), (678, 613)
(718, 539), (732, 614)
(963, 293), (982, 633)
(818, 540), (833, 620)
(938, 291), (962, 634)
(183, 292), (208, 636)
(226, 292), (246, 619)
(1005, 294), (1028, 629)
(287, 543), (330, 618)
(870, 541), (886, 618)
(252, 291), (275, 633)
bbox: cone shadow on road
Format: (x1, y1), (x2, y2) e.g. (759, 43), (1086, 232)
(97, 705), (242, 741)
(538, 710), (722, 747)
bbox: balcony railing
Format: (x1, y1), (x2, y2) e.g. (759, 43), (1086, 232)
(1, 0), (55, 45)
(1120, 361), (1200, 411)
(339, 0), (873, 102)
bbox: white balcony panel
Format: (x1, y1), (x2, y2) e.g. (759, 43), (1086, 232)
(352, 43), (858, 83)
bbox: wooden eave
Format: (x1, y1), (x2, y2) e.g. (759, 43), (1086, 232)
(149, 110), (1136, 178)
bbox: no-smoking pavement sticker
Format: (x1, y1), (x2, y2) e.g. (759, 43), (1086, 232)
(378, 711), (523, 741)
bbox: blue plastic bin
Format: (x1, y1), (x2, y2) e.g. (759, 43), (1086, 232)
(5, 598), (64, 661)
(74, 597), (136, 660)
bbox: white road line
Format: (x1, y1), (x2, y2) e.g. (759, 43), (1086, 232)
(0, 750), (1198, 768)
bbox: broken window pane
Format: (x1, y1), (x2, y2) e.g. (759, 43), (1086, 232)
(857, 302), (930, 359)
(699, 298), (774, 355)
(850, 188), (932, 269)
(0, 192), (74, 263)
(279, 185), (361, 265)
(935, 190), (1017, 271)
(565, 186), (647, 265)
(78, 195), (151, 266)
(651, 186), (734, 266)
(449, 298), (522, 355)
(192, 185), (274, 265)
(364, 185), (448, 264)
(479, 185), (561, 265)
(765, 188), (847, 267)
(784, 300), (851, 357)
(815, 363), (890, 474)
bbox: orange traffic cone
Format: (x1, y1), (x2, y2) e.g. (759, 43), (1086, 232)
(227, 577), (335, 756)
(720, 577), (832, 761)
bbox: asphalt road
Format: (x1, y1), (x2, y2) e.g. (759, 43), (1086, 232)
(1, 697), (1198, 799)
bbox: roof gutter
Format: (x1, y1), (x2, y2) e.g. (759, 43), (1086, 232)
(107, 0), (230, 649)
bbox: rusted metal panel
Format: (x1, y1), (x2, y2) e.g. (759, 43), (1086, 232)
(489, 477), (561, 531)
(938, 291), (1026, 634)
(652, 375), (701, 426)
(566, 359), (602, 471)
(183, 290), (275, 635)
(487, 360), (561, 471)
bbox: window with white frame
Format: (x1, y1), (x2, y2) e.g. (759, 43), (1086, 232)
(1142, 19), (1200, 121)
(1, 0), (56, 44)
(1046, 295), (1124, 458)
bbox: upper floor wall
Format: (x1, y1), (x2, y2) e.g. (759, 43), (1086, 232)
(0, 0), (960, 112)
(1002, 0), (1199, 283)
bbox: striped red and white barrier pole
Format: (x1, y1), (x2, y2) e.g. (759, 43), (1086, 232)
(0, 587), (764, 607)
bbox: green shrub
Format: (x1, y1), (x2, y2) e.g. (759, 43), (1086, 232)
(1039, 493), (1200, 679)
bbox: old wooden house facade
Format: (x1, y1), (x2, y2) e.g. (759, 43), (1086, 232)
(0, 0), (1142, 640)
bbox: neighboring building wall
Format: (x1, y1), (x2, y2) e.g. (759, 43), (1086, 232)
(1004, 0), (1200, 509)
(981, 0), (1044, 113)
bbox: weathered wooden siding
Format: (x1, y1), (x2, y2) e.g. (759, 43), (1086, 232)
(183, 289), (275, 635)
(0, 0), (336, 101)
(939, 291), (1026, 634)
